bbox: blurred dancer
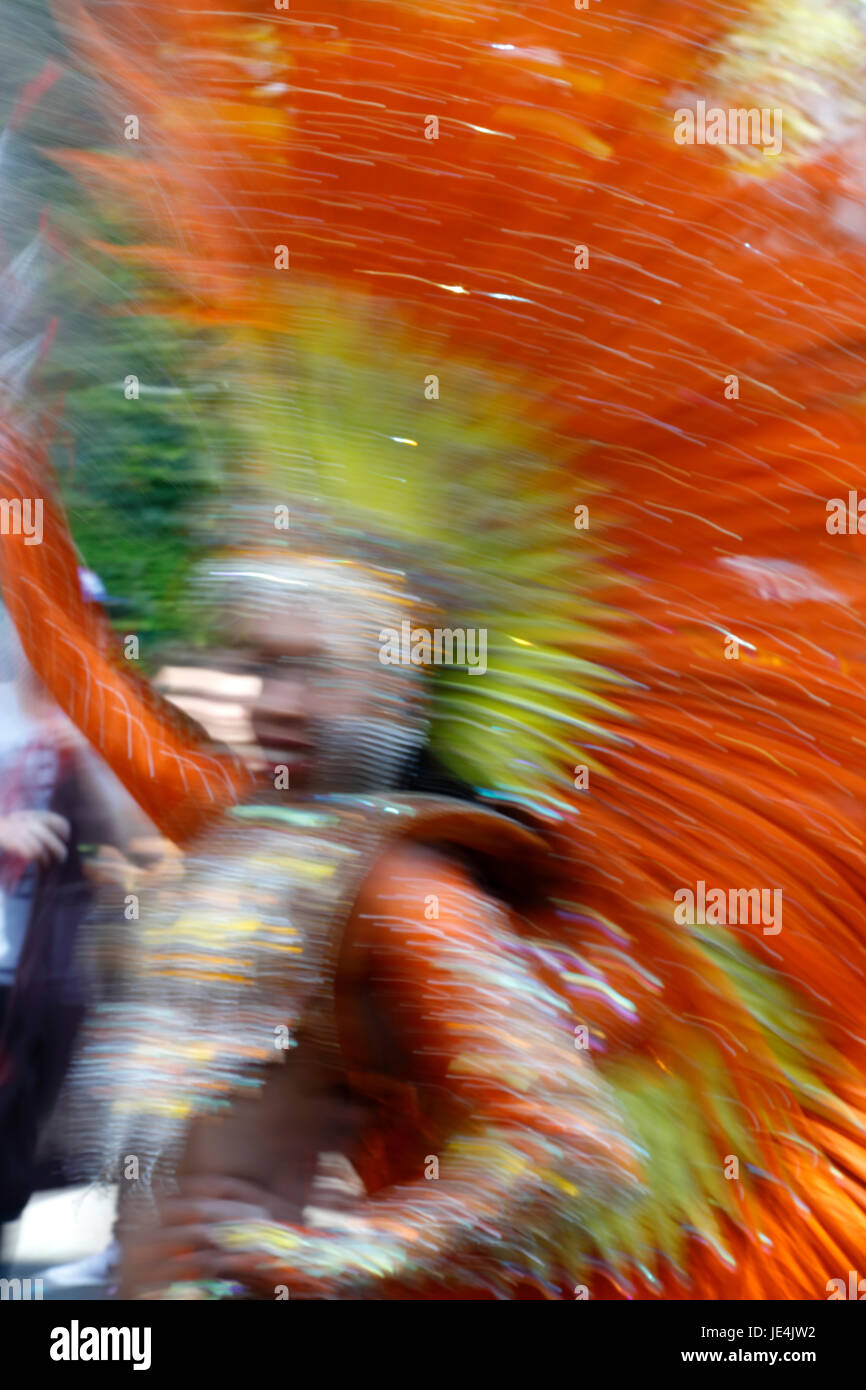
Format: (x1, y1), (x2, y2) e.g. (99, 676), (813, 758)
(6, 0), (866, 1303)
(0, 424), (626, 1295)
(1, 508), (636, 1299)
(107, 547), (632, 1299)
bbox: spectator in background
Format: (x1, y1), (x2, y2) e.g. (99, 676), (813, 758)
(0, 623), (75, 1229)
(0, 585), (155, 1264)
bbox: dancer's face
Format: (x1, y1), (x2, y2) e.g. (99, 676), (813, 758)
(201, 552), (430, 792)
(236, 592), (425, 793)
(238, 604), (329, 790)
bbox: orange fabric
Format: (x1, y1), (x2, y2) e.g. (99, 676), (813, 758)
(0, 423), (250, 845)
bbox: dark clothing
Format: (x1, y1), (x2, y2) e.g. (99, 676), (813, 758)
(0, 771), (92, 1222)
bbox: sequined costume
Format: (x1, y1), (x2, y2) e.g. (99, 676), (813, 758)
(89, 795), (636, 1299)
(1, 0), (866, 1299)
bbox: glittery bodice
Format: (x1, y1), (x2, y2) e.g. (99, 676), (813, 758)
(73, 792), (544, 1188)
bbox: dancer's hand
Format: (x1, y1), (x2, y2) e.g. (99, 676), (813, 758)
(120, 1175), (281, 1297)
(0, 810), (70, 865)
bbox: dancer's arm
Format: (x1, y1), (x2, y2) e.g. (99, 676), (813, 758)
(0, 424), (250, 845)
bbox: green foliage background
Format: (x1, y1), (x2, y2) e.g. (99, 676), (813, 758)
(1, 0), (216, 660)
